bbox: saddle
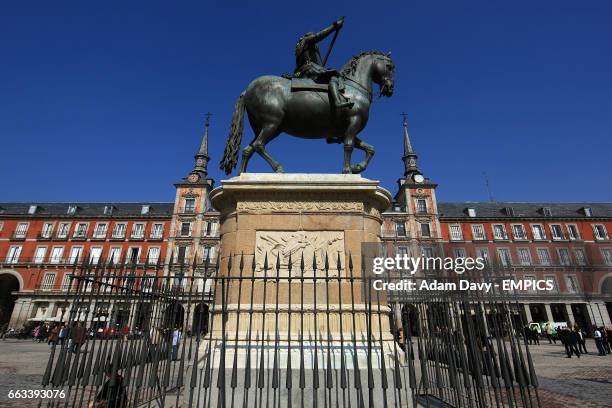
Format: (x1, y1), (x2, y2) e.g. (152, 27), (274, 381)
(290, 78), (329, 92)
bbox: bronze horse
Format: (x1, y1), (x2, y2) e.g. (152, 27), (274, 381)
(220, 51), (395, 174)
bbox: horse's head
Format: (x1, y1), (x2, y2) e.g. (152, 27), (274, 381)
(371, 53), (395, 97)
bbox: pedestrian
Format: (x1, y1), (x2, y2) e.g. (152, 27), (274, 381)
(48, 324), (60, 346)
(58, 324), (68, 346)
(601, 327), (611, 354)
(531, 325), (540, 345)
(607, 327), (612, 352)
(171, 326), (182, 361)
(545, 323), (555, 344)
(561, 327), (580, 358)
(593, 326), (606, 356)
(576, 327), (588, 354)
(71, 322), (86, 353)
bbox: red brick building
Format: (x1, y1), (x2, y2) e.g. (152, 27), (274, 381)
(1, 117), (610, 332)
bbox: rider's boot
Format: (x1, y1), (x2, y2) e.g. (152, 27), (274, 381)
(329, 79), (353, 109)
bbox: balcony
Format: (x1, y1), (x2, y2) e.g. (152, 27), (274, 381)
(91, 233), (107, 241)
(130, 233), (145, 241)
(180, 207), (196, 214)
(72, 233), (88, 241)
(10, 232), (27, 241)
(37, 232), (53, 240)
(148, 234), (164, 241)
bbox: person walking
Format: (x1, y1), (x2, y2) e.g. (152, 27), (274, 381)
(171, 327), (182, 361)
(71, 322), (86, 353)
(58, 324), (68, 346)
(601, 327), (611, 354)
(545, 323), (556, 344)
(48, 324), (60, 346)
(593, 326), (606, 356)
(561, 327), (580, 358)
(576, 327), (588, 354)
(531, 325), (540, 345)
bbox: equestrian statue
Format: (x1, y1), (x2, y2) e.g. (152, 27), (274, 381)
(220, 17), (395, 175)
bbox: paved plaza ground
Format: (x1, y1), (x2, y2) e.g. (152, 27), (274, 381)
(0, 339), (610, 407)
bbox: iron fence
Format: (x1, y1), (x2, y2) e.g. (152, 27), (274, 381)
(37, 253), (540, 407)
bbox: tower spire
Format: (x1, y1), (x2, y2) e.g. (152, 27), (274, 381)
(401, 113), (420, 178)
(191, 113), (211, 178)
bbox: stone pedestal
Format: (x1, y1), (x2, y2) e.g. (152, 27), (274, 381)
(192, 174), (402, 407)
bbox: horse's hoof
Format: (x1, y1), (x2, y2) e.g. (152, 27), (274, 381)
(351, 164), (364, 174)
(342, 169), (352, 174)
(274, 166), (285, 173)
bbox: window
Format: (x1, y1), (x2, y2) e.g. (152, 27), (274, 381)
(557, 248), (571, 266)
(41, 273), (56, 290)
(492, 224), (508, 240)
(180, 222), (192, 237)
(15, 222), (28, 238)
(93, 223), (108, 239)
(67, 205), (77, 214)
(112, 223), (127, 238)
(454, 248), (466, 259)
(34, 247), (47, 264)
(392, 203), (403, 212)
(601, 248), (612, 266)
(396, 246), (409, 257)
(421, 246), (434, 258)
(131, 223), (145, 239)
(550, 225), (565, 240)
(593, 224), (608, 240)
(50, 247), (64, 264)
(565, 276), (580, 294)
(544, 275), (559, 293)
(147, 247), (160, 264)
(574, 248), (587, 266)
(542, 207), (552, 217)
(150, 223), (164, 239)
(395, 221), (407, 237)
(512, 224), (527, 240)
(504, 207), (515, 217)
(61, 273), (72, 291)
(583, 207), (592, 217)
(175, 246), (189, 264)
(201, 245), (211, 262)
(517, 248), (531, 265)
(476, 248), (489, 264)
(449, 225), (463, 241)
(183, 198), (196, 213)
(497, 248), (512, 267)
(68, 247), (82, 264)
(416, 199), (427, 214)
(210, 221), (219, 236)
(28, 205), (38, 214)
(523, 275), (537, 293)
(57, 223), (70, 238)
(89, 247), (102, 265)
(6, 246), (22, 263)
(141, 205), (150, 215)
(103, 205), (114, 215)
(531, 224), (546, 240)
(537, 248), (551, 265)
(40, 223), (53, 239)
(467, 208), (477, 217)
(128, 247), (140, 264)
(567, 224), (580, 240)
(419, 223), (431, 238)
(471, 224), (486, 240)
(0, 222), (3, 232)
(108, 247), (122, 264)
(73, 223), (88, 238)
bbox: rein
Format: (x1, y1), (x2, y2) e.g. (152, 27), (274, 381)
(343, 76), (372, 102)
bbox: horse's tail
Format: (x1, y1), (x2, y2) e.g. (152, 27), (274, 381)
(220, 91), (246, 175)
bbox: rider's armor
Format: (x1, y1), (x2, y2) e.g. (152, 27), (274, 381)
(293, 21), (353, 109)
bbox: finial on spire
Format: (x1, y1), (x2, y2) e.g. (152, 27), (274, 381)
(400, 112), (420, 179)
(191, 113), (212, 178)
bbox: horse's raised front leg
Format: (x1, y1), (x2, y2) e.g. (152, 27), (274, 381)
(252, 124), (284, 173)
(342, 118), (361, 174)
(350, 137), (375, 174)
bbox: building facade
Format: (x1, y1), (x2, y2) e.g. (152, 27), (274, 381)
(1, 118), (611, 332)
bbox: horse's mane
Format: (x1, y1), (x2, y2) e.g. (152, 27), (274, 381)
(341, 50), (389, 76)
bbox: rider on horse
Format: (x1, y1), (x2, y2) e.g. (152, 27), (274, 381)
(293, 17), (354, 109)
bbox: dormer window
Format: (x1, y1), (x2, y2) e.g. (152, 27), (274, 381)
(467, 208), (476, 217)
(141, 205), (150, 215)
(67, 205), (77, 215)
(104, 205), (114, 216)
(542, 207), (552, 217)
(28, 205), (38, 214)
(503, 207), (515, 217)
(583, 207), (592, 217)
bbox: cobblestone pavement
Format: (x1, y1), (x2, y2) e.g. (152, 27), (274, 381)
(0, 339), (610, 407)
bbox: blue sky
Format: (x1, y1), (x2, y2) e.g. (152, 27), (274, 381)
(1, 1), (611, 202)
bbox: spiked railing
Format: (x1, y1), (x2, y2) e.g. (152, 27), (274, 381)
(36, 251), (541, 408)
